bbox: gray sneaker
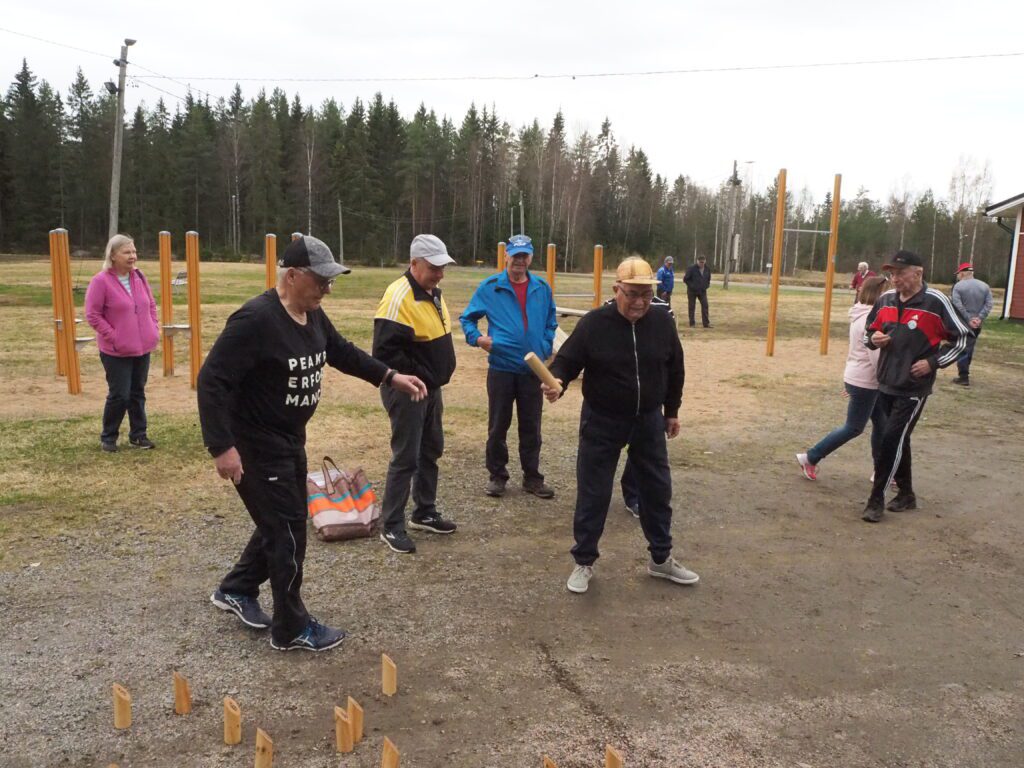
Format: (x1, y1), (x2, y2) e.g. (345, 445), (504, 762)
(566, 564), (593, 593)
(647, 557), (699, 585)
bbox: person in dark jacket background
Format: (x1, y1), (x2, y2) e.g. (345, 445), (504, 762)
(860, 250), (970, 522)
(373, 234), (459, 554)
(544, 257), (697, 594)
(198, 235), (426, 651)
(460, 234), (558, 499)
(683, 255), (713, 328)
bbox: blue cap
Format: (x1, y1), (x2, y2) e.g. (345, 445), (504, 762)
(506, 234), (534, 257)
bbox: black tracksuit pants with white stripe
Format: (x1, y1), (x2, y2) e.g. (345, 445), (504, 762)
(219, 446), (309, 644)
(869, 392), (928, 502)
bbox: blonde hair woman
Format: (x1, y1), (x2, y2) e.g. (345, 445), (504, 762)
(84, 234), (160, 452)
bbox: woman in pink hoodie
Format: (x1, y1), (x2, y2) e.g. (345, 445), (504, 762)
(85, 234), (160, 452)
(796, 276), (888, 480)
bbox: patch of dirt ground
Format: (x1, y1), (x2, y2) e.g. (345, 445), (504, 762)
(1, 288), (1023, 767)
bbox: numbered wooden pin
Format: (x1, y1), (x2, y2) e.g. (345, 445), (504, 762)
(543, 757), (558, 768)
(334, 706), (354, 753)
(382, 653), (397, 696)
(605, 744), (623, 768)
(255, 728), (273, 768)
(381, 736), (400, 768)
(112, 683), (131, 729)
(347, 695), (364, 743)
(223, 697), (241, 745)
(173, 671), (192, 715)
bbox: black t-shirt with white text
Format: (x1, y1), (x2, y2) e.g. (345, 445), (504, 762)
(197, 290), (388, 459)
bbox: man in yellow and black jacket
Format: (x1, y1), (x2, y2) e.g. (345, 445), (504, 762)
(373, 234), (458, 554)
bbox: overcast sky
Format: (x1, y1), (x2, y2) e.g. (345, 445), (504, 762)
(2, 0), (1022, 206)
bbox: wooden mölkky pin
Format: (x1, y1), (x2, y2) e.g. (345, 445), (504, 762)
(381, 736), (400, 768)
(254, 728), (273, 768)
(605, 744), (623, 768)
(112, 683), (131, 729)
(223, 696), (241, 745)
(173, 671), (192, 715)
(347, 695), (364, 743)
(382, 653), (397, 696)
(334, 706), (354, 753)
(543, 757), (558, 768)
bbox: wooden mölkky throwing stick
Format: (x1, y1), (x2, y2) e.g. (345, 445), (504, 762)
(173, 671), (192, 715)
(347, 696), (364, 743)
(382, 653), (397, 696)
(334, 706), (354, 753)
(524, 352), (560, 391)
(381, 736), (400, 768)
(223, 697), (241, 745)
(254, 728), (273, 768)
(605, 744), (624, 768)
(112, 683), (131, 729)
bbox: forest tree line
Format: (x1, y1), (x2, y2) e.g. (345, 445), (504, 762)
(0, 59), (1012, 285)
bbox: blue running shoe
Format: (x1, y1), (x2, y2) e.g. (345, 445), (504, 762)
(210, 589), (272, 629)
(270, 618), (348, 652)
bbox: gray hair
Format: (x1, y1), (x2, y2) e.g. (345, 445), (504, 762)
(103, 234), (135, 271)
(858, 261), (869, 271)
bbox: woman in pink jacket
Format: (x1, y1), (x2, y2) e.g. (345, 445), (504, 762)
(796, 276), (888, 480)
(85, 234), (160, 452)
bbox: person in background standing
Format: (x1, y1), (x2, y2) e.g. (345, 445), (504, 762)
(683, 255), (713, 328)
(850, 261), (875, 299)
(950, 262), (993, 387)
(85, 234), (160, 452)
(656, 256), (675, 304)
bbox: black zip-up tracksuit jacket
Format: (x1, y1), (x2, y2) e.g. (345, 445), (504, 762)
(863, 283), (970, 397)
(548, 303), (684, 418)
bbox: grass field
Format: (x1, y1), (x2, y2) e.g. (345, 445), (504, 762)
(1, 258), (1022, 767)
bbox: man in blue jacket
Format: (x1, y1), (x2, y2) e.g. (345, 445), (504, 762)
(461, 234), (558, 499)
(656, 256), (675, 304)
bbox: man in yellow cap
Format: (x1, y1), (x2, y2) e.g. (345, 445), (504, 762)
(542, 257), (697, 594)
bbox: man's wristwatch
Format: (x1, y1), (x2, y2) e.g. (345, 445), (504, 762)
(383, 368), (397, 387)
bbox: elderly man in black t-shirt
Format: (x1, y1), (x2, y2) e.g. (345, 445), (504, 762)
(198, 235), (426, 652)
(544, 257), (698, 594)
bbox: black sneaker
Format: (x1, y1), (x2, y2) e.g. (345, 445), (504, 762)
(952, 376), (970, 387)
(523, 479), (555, 499)
(210, 589), (271, 629)
(862, 498), (885, 523)
(886, 493), (917, 512)
(485, 478), (507, 497)
(101, 441), (117, 453)
(270, 618), (347, 652)
(408, 513), (457, 534)
(380, 529), (417, 553)
(130, 436), (156, 449)
(624, 503), (640, 519)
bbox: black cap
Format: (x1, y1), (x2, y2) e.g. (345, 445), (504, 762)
(279, 235), (350, 277)
(882, 250), (923, 270)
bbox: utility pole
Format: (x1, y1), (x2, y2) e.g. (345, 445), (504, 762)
(107, 38), (135, 239)
(519, 192), (525, 235)
(723, 160), (741, 290)
(337, 198), (346, 265)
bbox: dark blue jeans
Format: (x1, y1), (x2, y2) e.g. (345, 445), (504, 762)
(956, 328), (979, 377)
(807, 382), (884, 466)
(99, 352), (150, 444)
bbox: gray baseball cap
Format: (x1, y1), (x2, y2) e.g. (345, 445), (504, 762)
(410, 234), (456, 266)
(279, 235), (350, 277)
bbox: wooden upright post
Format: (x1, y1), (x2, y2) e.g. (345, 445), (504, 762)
(48, 229), (67, 376)
(819, 174), (843, 355)
(546, 243), (556, 291)
(347, 696), (364, 743)
(497, 241), (506, 273)
(592, 244), (604, 308)
(766, 169), (787, 357)
(112, 683), (131, 729)
(223, 697), (241, 745)
(605, 744), (624, 768)
(382, 653), (397, 696)
(173, 671), (192, 715)
(56, 230), (82, 394)
(185, 231), (202, 389)
(159, 232), (174, 376)
(381, 737), (400, 768)
(265, 234), (277, 290)
(334, 706), (353, 753)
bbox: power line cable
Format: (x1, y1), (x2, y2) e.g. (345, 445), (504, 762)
(0, 25), (112, 61)
(130, 50), (1024, 84)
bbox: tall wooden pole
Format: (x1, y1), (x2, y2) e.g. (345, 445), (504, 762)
(496, 241), (506, 273)
(546, 243), (556, 291)
(159, 231), (174, 376)
(766, 169), (787, 357)
(592, 244), (603, 308)
(819, 174), (843, 355)
(265, 234), (277, 290)
(49, 229), (67, 376)
(56, 230), (82, 393)
(185, 231), (202, 390)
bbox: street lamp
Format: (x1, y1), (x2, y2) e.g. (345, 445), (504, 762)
(108, 38), (136, 239)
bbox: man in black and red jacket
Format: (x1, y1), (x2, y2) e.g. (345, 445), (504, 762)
(860, 250), (970, 522)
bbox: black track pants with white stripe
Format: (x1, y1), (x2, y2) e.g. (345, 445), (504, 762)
(869, 392), (928, 502)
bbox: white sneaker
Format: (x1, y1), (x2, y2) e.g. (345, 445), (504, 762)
(566, 564), (593, 593)
(647, 557), (700, 585)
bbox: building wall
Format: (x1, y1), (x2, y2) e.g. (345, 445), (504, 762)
(1011, 211), (1024, 320)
